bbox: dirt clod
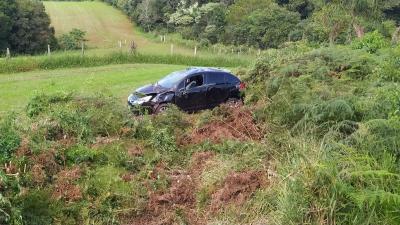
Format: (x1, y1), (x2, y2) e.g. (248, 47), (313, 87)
(185, 106), (262, 145)
(53, 166), (82, 202)
(210, 171), (266, 212)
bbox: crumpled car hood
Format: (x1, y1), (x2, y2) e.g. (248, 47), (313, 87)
(135, 84), (169, 95)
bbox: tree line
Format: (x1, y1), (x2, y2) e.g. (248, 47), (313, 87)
(0, 0), (57, 55)
(102, 0), (400, 48)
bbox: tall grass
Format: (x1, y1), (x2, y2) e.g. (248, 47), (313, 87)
(0, 52), (250, 74)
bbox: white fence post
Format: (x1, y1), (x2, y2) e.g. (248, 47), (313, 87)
(6, 48), (10, 59)
(194, 46), (197, 56)
(81, 42), (85, 56)
(170, 44), (174, 55)
(47, 45), (51, 56)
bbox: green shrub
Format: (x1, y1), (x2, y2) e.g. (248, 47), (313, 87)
(351, 31), (389, 53)
(374, 47), (400, 82)
(17, 190), (59, 225)
(66, 145), (100, 164)
(0, 116), (21, 163)
(58, 28), (87, 50)
(26, 92), (73, 118)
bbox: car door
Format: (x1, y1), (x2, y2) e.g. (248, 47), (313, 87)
(175, 73), (207, 111)
(205, 72), (229, 108)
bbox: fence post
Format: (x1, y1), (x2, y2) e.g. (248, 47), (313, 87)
(170, 44), (174, 55)
(258, 49), (261, 56)
(194, 46), (197, 56)
(47, 45), (51, 56)
(119, 40), (122, 49)
(6, 48), (10, 59)
(81, 42), (85, 56)
(164, 35), (166, 43)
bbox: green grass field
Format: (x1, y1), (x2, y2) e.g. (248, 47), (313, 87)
(0, 64), (185, 113)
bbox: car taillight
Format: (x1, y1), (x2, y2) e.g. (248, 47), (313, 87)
(239, 82), (246, 91)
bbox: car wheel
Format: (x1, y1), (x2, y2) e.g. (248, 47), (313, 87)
(226, 98), (243, 108)
(155, 103), (169, 114)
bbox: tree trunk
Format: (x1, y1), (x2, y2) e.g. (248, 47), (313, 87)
(392, 26), (400, 44)
(353, 23), (364, 38)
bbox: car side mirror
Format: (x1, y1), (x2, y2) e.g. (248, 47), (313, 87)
(186, 81), (197, 90)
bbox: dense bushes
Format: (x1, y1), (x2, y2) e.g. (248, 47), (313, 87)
(244, 43), (400, 224)
(100, 0), (400, 49)
(0, 0), (57, 54)
(0, 116), (20, 163)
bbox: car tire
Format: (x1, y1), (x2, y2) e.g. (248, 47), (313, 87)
(154, 103), (169, 114)
(226, 98), (243, 108)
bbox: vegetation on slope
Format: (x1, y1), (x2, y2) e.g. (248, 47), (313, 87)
(100, 0), (400, 48)
(0, 0), (56, 54)
(1, 39), (399, 224)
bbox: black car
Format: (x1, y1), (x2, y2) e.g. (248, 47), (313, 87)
(127, 67), (246, 114)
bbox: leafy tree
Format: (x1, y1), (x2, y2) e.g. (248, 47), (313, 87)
(58, 28), (87, 50)
(1, 0), (57, 54)
(0, 0), (17, 50)
(312, 3), (351, 44)
(230, 3), (300, 48)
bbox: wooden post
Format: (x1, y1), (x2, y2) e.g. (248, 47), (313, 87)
(119, 40), (122, 49)
(81, 42), (85, 56)
(194, 46), (197, 56)
(6, 48), (10, 59)
(164, 35), (166, 42)
(47, 45), (51, 56)
(170, 44), (174, 55)
(124, 40), (127, 45)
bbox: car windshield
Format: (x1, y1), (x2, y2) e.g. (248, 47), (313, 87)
(157, 70), (187, 88)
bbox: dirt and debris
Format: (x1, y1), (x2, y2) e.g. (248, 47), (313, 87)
(127, 144), (144, 157)
(52, 166), (82, 202)
(120, 172), (134, 182)
(125, 152), (217, 225)
(32, 150), (60, 176)
(210, 171), (266, 212)
(181, 106), (263, 145)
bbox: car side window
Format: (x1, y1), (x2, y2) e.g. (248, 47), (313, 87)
(206, 72), (225, 85)
(225, 73), (240, 84)
(186, 74), (204, 88)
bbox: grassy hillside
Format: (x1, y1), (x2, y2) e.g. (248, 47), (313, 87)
(0, 64), (185, 112)
(44, 1), (135, 48)
(43, 1), (243, 58)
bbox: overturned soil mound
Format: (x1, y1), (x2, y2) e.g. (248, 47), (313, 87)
(53, 166), (82, 202)
(210, 171), (266, 212)
(126, 152), (216, 225)
(186, 106), (262, 145)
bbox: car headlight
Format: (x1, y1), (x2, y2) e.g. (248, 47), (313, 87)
(131, 95), (152, 105)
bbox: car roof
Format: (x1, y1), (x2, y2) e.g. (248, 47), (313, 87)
(185, 67), (231, 75)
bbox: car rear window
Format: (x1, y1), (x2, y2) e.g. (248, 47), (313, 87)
(225, 73), (240, 84)
(206, 72), (225, 85)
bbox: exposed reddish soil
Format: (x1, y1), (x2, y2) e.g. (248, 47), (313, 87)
(181, 106), (263, 145)
(127, 144), (144, 157)
(15, 138), (31, 157)
(120, 172), (134, 182)
(32, 150), (60, 177)
(125, 152), (216, 225)
(210, 171), (266, 212)
(52, 166), (82, 202)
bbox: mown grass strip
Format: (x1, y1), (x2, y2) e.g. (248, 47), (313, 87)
(0, 52), (249, 74)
